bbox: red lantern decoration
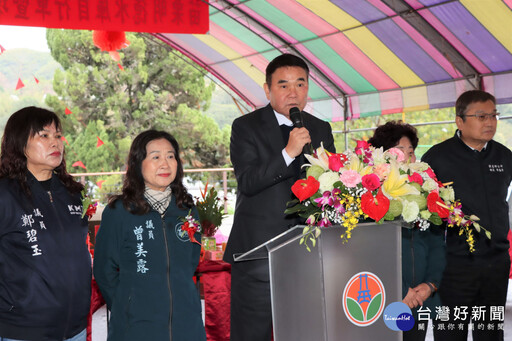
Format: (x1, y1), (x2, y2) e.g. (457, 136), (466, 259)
(92, 31), (130, 61)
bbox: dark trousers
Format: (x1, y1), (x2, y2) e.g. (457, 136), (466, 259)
(230, 263), (272, 341)
(433, 254), (510, 341)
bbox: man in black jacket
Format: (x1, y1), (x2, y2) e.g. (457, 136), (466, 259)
(223, 54), (335, 341)
(422, 90), (512, 341)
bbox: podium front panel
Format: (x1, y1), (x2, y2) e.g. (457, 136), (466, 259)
(269, 223), (402, 341)
(269, 230), (327, 341)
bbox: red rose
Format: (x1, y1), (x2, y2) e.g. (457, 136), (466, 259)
(427, 191), (450, 218)
(408, 172), (424, 186)
(328, 153), (347, 172)
(360, 189), (390, 222)
(361, 173), (381, 191)
(291, 176), (320, 202)
(355, 140), (370, 155)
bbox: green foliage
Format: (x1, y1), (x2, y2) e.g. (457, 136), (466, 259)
(366, 293), (382, 321)
(196, 185), (225, 236)
(332, 106), (512, 158)
(45, 29), (227, 177)
(332, 108), (457, 155)
(0, 48), (61, 133)
(95, 174), (123, 203)
(204, 87), (244, 129)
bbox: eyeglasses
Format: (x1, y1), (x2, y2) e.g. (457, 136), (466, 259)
(462, 112), (500, 121)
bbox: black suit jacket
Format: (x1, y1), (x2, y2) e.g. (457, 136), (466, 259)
(224, 104), (335, 280)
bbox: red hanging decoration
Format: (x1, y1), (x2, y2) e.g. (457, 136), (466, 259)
(96, 180), (106, 189)
(92, 31), (129, 61)
(72, 161), (87, 170)
(65, 107), (72, 115)
(61, 136), (69, 145)
(33, 75), (39, 84)
(117, 63), (124, 71)
(0, 45), (6, 54)
(15, 78), (24, 90)
(96, 136), (104, 148)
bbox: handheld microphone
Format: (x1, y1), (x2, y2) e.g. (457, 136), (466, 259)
(289, 107), (303, 128)
(288, 107), (310, 154)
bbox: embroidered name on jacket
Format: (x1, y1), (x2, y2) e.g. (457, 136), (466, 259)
(133, 220), (156, 274)
(20, 208), (46, 256)
(488, 164), (504, 172)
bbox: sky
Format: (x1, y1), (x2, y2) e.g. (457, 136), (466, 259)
(0, 25), (49, 52)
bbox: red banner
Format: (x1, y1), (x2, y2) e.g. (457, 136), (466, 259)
(0, 0), (209, 34)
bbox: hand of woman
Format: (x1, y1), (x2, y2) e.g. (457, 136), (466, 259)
(402, 287), (423, 309)
(413, 283), (433, 303)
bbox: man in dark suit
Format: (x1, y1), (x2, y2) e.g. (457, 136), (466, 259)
(223, 53), (335, 341)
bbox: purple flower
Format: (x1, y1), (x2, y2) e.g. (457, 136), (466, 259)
(318, 217), (332, 228)
(306, 215), (316, 225)
(314, 191), (333, 208)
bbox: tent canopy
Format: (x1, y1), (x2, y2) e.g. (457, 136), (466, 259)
(154, 0), (512, 122)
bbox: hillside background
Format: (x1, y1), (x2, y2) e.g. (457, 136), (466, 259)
(0, 48), (239, 135)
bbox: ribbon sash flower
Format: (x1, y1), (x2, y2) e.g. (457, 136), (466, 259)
(180, 214), (202, 245)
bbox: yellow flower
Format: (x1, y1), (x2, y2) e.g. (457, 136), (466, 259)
(381, 161), (420, 199)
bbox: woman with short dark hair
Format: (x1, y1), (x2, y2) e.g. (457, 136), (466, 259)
(0, 106), (91, 341)
(369, 121), (445, 341)
(93, 130), (206, 341)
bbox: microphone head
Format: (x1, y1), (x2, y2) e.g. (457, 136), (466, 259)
(289, 107), (303, 128)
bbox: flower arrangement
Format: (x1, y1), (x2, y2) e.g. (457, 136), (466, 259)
(81, 188), (98, 220)
(181, 213), (201, 245)
(286, 141), (490, 252)
(195, 182), (225, 237)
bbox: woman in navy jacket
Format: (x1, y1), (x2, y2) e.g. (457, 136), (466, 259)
(93, 130), (206, 341)
(0, 107), (91, 341)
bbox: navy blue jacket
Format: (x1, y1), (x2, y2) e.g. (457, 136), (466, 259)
(93, 198), (206, 341)
(0, 173), (91, 341)
(422, 132), (512, 258)
(402, 225), (445, 317)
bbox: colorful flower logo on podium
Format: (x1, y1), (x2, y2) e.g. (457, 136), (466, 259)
(342, 272), (386, 327)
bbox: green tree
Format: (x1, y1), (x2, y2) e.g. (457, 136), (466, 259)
(45, 29), (226, 174)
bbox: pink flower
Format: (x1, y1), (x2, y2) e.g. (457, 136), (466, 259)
(425, 167), (444, 187)
(328, 153), (347, 172)
(387, 147), (405, 162)
(408, 172), (424, 185)
(339, 170), (362, 188)
(361, 173), (381, 191)
(373, 163), (390, 180)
